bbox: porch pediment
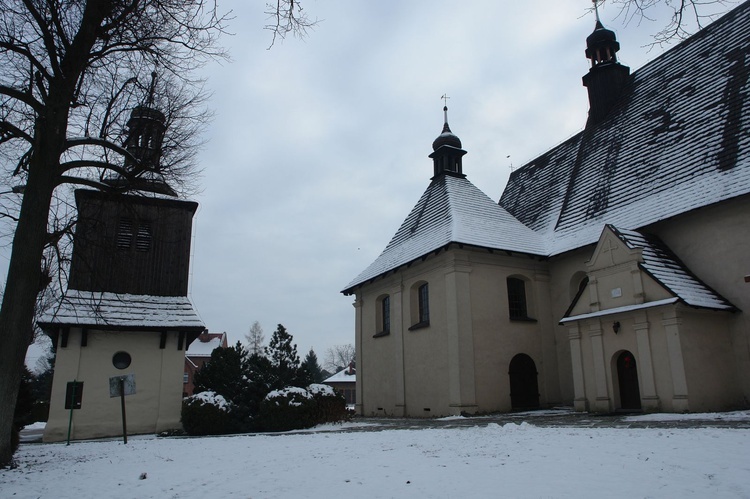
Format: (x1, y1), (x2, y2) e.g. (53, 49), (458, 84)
(562, 225), (734, 322)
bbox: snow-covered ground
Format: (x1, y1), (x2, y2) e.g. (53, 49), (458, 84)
(3, 415), (750, 498)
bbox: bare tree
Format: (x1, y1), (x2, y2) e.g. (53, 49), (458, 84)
(600, 0), (736, 45)
(0, 0), (232, 467)
(265, 0), (319, 49)
(245, 320), (265, 356)
(324, 344), (355, 374)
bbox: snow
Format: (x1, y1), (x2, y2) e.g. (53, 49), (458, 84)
(265, 386), (312, 406)
(38, 290), (204, 330)
(560, 297), (679, 323)
(185, 337), (223, 357)
(323, 368), (356, 383)
(343, 175), (547, 293)
(307, 383), (335, 396)
(186, 391), (229, 411)
(4, 417), (750, 498)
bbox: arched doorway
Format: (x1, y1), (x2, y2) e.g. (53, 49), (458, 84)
(509, 354), (540, 409)
(616, 351), (642, 410)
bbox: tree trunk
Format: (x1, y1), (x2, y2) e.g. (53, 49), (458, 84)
(0, 145), (59, 466)
(0, 0), (112, 467)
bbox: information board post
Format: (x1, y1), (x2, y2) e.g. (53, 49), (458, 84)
(119, 377), (127, 444)
(109, 374), (136, 445)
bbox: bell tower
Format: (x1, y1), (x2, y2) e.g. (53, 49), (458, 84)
(429, 102), (467, 178)
(582, 1), (630, 126)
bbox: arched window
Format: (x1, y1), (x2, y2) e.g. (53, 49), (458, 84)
(507, 277), (529, 320)
(409, 281), (430, 330)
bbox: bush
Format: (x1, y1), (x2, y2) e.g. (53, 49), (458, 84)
(255, 385), (351, 432)
(181, 391), (235, 436)
(257, 387), (316, 432)
(308, 384), (350, 424)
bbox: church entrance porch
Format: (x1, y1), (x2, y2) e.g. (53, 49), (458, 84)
(616, 351), (641, 411)
(509, 354), (540, 410)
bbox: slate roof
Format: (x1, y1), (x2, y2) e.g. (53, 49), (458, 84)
(342, 174), (547, 293)
(344, 2), (750, 294)
(38, 289), (205, 331)
(610, 226), (735, 310)
(500, 1), (750, 256)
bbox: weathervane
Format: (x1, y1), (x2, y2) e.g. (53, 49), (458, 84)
(441, 94), (450, 124)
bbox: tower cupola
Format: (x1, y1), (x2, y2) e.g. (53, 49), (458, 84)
(124, 72), (167, 173)
(429, 105), (467, 178)
(582, 1), (631, 126)
(110, 72), (176, 196)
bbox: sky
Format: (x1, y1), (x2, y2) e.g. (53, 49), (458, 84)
(4, 411), (750, 497)
(20, 0), (737, 367)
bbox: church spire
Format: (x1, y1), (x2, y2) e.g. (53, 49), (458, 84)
(429, 98), (467, 178)
(582, 0), (630, 126)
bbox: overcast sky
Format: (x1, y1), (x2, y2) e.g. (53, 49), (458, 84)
(20, 0), (734, 369)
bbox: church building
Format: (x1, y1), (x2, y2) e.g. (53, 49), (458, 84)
(342, 3), (750, 416)
(39, 76), (205, 441)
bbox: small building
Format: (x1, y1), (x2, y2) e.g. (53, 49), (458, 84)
(323, 363), (356, 406)
(39, 78), (204, 441)
(184, 331), (228, 397)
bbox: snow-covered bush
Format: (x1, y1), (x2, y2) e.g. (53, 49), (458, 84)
(307, 384), (350, 424)
(181, 391), (235, 435)
(257, 387), (316, 432)
(256, 385), (350, 432)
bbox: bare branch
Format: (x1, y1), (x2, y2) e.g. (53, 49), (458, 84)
(265, 0), (319, 49)
(602, 0), (736, 46)
(0, 84), (43, 113)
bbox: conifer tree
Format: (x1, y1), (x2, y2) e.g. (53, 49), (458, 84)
(265, 324), (303, 389)
(301, 348), (325, 383)
(193, 341), (249, 404)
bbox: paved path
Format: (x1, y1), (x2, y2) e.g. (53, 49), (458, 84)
(340, 409), (750, 432)
(19, 409), (750, 444)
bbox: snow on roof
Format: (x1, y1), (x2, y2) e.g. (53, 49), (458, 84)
(343, 174), (547, 293)
(186, 334), (225, 357)
(500, 2), (750, 256)
(560, 297), (680, 323)
(611, 226), (735, 310)
(344, 3), (750, 294)
(38, 289), (204, 330)
(323, 368), (356, 383)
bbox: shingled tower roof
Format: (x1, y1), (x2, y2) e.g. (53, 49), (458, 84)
(500, 1), (750, 256)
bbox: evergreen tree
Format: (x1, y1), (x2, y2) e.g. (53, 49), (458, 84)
(265, 324), (303, 389)
(193, 341), (249, 404)
(301, 348), (325, 383)
(245, 352), (275, 419)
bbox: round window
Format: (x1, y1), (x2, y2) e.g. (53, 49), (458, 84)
(112, 351), (132, 370)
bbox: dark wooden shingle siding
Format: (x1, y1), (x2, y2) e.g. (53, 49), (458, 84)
(68, 190), (198, 297)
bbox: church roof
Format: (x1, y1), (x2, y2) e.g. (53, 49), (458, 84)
(38, 290), (205, 331)
(342, 174), (546, 293)
(611, 226), (735, 310)
(500, 2), (750, 256)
